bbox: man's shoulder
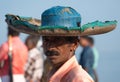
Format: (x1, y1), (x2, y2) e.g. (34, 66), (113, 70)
(85, 46), (93, 51)
(66, 65), (94, 82)
(68, 65), (87, 76)
(83, 46), (94, 55)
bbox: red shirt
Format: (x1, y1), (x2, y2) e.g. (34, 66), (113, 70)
(0, 36), (28, 76)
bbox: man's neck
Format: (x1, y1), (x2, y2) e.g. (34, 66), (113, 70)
(50, 60), (67, 77)
(49, 64), (62, 78)
(49, 55), (74, 77)
(52, 63), (64, 72)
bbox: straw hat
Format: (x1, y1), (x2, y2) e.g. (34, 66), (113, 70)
(5, 6), (117, 36)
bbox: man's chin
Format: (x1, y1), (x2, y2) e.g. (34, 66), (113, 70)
(48, 58), (58, 65)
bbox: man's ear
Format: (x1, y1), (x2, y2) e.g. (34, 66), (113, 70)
(74, 42), (79, 50)
(70, 42), (79, 51)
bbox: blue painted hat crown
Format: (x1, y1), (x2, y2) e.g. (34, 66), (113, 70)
(41, 6), (81, 28)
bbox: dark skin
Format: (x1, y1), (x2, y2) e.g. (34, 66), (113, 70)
(79, 37), (90, 47)
(25, 35), (40, 82)
(42, 36), (78, 76)
(25, 40), (35, 51)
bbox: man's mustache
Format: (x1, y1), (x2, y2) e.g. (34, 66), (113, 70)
(45, 50), (60, 56)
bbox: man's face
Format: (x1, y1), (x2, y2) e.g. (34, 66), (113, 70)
(25, 40), (34, 50)
(42, 36), (77, 66)
(79, 37), (88, 47)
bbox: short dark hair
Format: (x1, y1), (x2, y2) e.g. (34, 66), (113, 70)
(80, 36), (94, 45)
(66, 36), (79, 44)
(8, 27), (20, 36)
(42, 36), (79, 44)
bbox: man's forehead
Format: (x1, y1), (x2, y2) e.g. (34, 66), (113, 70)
(42, 36), (79, 43)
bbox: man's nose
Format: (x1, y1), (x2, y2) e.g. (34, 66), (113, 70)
(47, 45), (57, 50)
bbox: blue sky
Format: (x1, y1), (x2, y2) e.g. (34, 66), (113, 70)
(0, 0), (120, 82)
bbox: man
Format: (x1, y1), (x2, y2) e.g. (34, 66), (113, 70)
(79, 36), (95, 80)
(24, 35), (44, 82)
(5, 6), (116, 82)
(42, 36), (93, 82)
(0, 27), (28, 82)
(88, 37), (99, 82)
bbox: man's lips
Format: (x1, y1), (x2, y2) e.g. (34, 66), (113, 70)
(47, 55), (58, 59)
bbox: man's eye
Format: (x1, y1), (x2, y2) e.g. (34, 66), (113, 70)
(43, 38), (50, 42)
(54, 37), (60, 41)
(43, 39), (48, 42)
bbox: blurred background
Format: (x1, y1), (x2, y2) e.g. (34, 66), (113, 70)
(0, 0), (120, 82)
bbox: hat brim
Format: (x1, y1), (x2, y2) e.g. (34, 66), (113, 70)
(5, 14), (117, 36)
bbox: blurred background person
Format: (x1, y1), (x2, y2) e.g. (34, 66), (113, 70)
(79, 36), (95, 81)
(0, 27), (28, 82)
(24, 35), (44, 82)
(88, 37), (99, 82)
